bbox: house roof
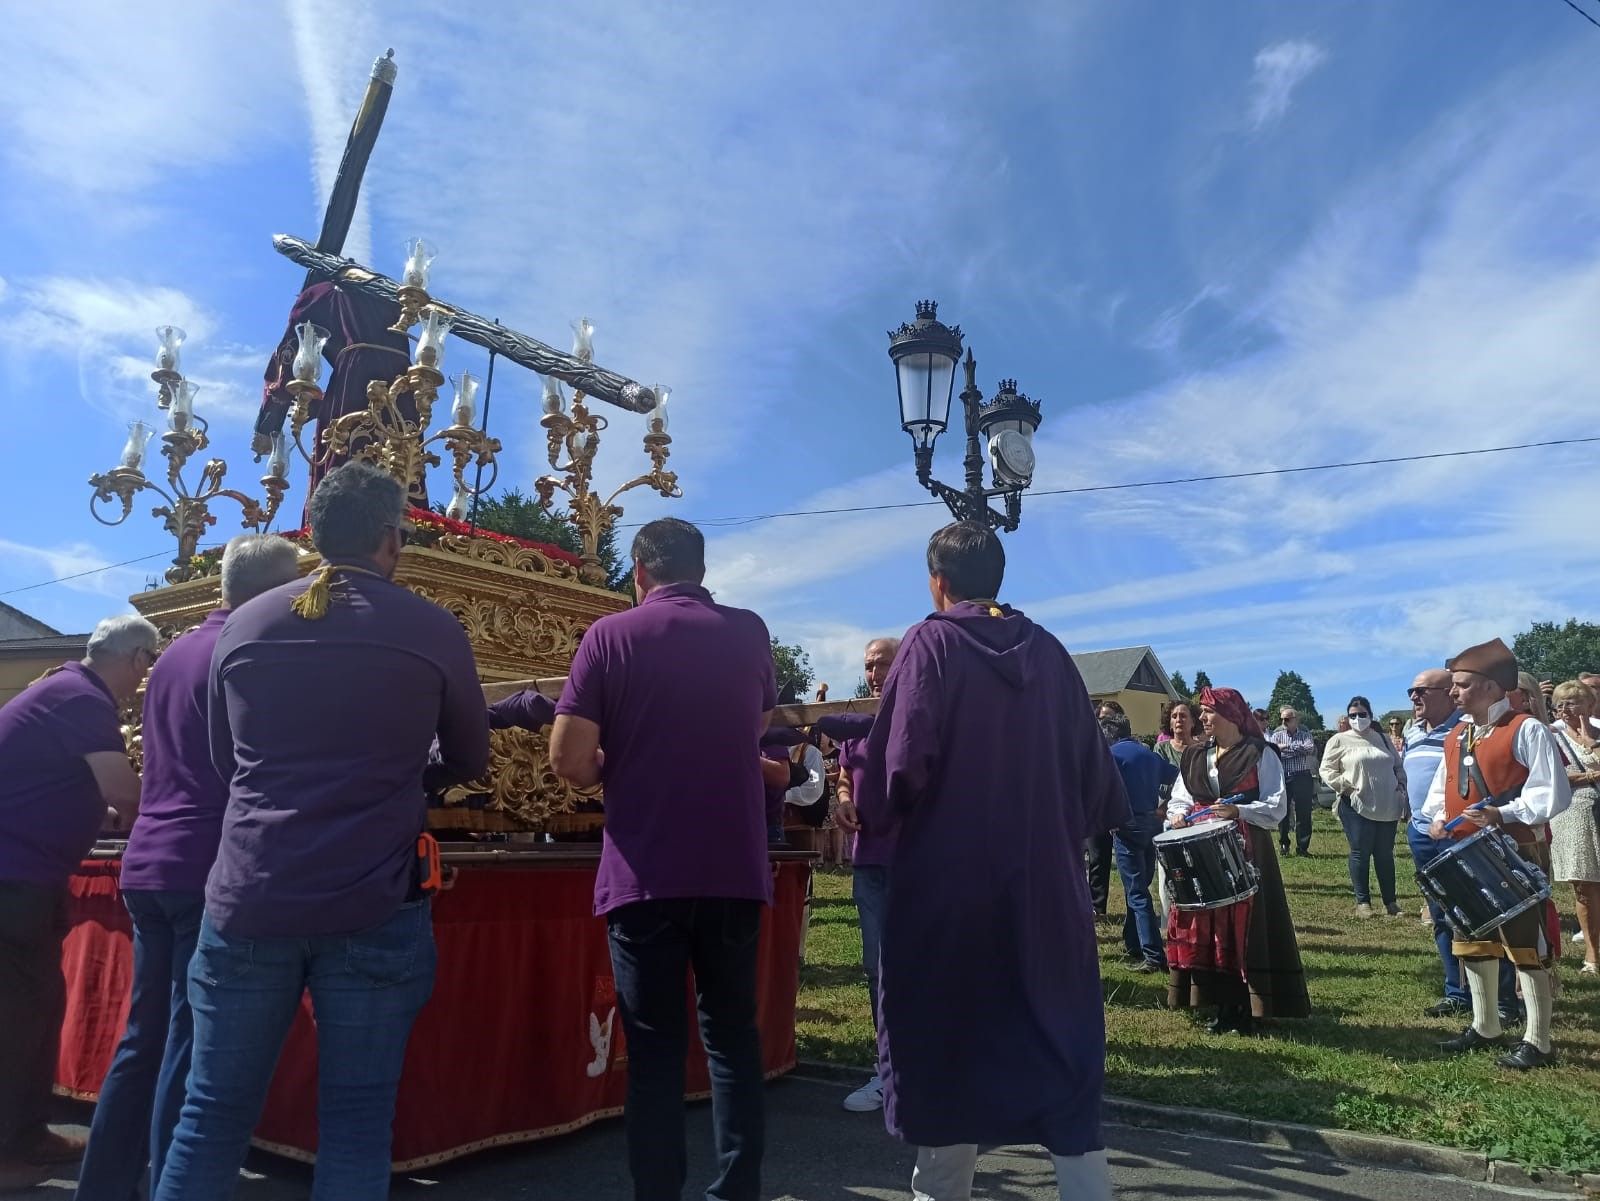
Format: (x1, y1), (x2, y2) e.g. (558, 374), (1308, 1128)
(0, 634), (90, 660)
(1071, 645), (1177, 699)
(0, 600), (61, 639)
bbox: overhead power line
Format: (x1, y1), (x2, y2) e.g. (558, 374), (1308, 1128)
(1556, 0), (1600, 31)
(6, 435), (1598, 597)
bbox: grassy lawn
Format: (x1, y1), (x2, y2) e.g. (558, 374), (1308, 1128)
(796, 807), (1600, 1173)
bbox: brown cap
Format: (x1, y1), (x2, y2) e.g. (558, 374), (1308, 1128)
(1446, 637), (1518, 691)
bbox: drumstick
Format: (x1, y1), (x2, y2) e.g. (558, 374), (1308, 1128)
(1443, 800), (1491, 833)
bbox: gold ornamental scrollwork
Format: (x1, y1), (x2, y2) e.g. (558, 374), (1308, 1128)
(432, 533), (583, 584)
(443, 728), (601, 824)
(407, 583), (589, 668)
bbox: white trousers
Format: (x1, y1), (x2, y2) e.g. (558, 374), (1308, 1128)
(912, 1144), (1112, 1200)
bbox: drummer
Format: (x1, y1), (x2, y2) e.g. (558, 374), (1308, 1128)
(1165, 686), (1311, 1034)
(1423, 638), (1570, 1070)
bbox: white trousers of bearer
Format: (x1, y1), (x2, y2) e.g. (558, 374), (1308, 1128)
(912, 1144), (1112, 1200)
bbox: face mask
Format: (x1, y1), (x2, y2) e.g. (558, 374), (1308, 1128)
(1350, 715), (1372, 732)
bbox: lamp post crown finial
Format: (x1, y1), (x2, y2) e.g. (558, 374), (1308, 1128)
(998, 378), (1017, 394)
(915, 299), (938, 320)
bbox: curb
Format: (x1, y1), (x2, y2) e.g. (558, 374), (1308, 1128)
(790, 1061), (1597, 1196)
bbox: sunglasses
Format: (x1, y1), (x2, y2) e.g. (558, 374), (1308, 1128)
(1406, 687), (1445, 698)
(1349, 711), (1372, 719)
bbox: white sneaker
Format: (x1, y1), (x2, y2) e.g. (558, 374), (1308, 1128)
(1574, 930), (1586, 944)
(842, 1075), (884, 1112)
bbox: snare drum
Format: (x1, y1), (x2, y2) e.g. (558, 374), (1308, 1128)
(1152, 822), (1260, 911)
(1416, 827), (1551, 940)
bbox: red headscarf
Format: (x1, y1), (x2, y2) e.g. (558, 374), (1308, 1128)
(1197, 686), (1264, 740)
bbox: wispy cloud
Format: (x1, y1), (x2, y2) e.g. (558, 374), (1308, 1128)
(0, 538), (148, 601)
(1248, 40), (1327, 130)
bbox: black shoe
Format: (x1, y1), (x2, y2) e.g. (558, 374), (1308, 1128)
(1296, 849), (1311, 857)
(1439, 1027), (1503, 1053)
(1497, 1041), (1554, 1070)
(1279, 843), (1290, 854)
(1499, 1009), (1525, 1028)
(1424, 998), (1471, 1018)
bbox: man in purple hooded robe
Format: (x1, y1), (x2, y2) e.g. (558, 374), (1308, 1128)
(859, 521), (1129, 1201)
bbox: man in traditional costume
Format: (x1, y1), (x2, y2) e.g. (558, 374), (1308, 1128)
(859, 522), (1128, 1201)
(1166, 687), (1311, 1034)
(1424, 638), (1570, 1070)
(817, 636), (899, 1114)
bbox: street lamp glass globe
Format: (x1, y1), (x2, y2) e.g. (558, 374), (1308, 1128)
(888, 300), (962, 451)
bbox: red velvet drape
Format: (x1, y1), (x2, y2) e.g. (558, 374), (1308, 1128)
(58, 859), (809, 1170)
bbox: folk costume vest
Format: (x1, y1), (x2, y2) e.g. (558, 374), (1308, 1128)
(1180, 738), (1267, 807)
(1442, 711), (1532, 843)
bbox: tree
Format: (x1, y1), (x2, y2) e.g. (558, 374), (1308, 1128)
(771, 637), (814, 703)
(1192, 670), (1213, 692)
(458, 489), (630, 593)
(1512, 620), (1600, 685)
(1168, 671), (1191, 700)
(1266, 670), (1325, 731)
(853, 678), (873, 699)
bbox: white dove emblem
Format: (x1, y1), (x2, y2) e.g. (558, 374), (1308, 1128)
(586, 1007), (616, 1077)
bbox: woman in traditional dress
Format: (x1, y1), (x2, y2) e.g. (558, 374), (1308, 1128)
(1155, 701), (1205, 913)
(1548, 681), (1600, 974)
(1166, 686), (1311, 1033)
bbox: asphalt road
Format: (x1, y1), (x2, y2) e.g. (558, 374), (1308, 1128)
(12, 1075), (1562, 1200)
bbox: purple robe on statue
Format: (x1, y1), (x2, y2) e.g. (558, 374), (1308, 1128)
(256, 281), (417, 515)
(859, 600), (1129, 1156)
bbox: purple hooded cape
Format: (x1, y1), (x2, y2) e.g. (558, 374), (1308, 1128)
(859, 600), (1128, 1155)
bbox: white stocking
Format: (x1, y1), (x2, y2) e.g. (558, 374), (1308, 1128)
(1462, 958), (1502, 1039)
(1518, 967), (1553, 1053)
(912, 1144), (978, 1201)
(1051, 1149), (1112, 1200)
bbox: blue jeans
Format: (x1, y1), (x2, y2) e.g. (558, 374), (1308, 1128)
(1336, 803), (1397, 906)
(1114, 818), (1164, 966)
(1406, 823), (1519, 1016)
(606, 898), (765, 1201)
(851, 866), (891, 1036)
(77, 890), (204, 1201)
(152, 900), (435, 1201)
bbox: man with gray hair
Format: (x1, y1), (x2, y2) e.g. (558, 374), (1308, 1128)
(77, 534), (301, 1200)
(154, 462), (489, 1200)
(0, 613), (157, 1185)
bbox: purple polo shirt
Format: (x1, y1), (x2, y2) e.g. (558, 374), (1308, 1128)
(556, 582), (777, 915)
(0, 662), (125, 886)
(206, 560), (490, 938)
(120, 609), (229, 894)
(838, 736), (898, 867)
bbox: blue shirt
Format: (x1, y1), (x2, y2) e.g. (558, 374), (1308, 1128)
(1402, 709), (1465, 833)
(1110, 738), (1178, 818)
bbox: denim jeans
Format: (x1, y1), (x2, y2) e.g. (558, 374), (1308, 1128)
(1113, 818), (1164, 966)
(1405, 823), (1518, 1016)
(1336, 803), (1398, 906)
(1278, 772), (1316, 851)
(0, 882), (66, 1155)
(77, 890), (204, 1201)
(152, 900), (435, 1201)
(851, 866), (891, 1035)
(607, 898), (765, 1201)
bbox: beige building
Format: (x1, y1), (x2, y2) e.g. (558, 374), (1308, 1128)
(0, 602), (89, 706)
(1072, 645), (1180, 738)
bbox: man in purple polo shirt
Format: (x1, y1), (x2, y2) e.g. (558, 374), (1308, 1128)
(551, 517), (776, 1201)
(0, 614), (154, 1187)
(153, 462), (489, 1201)
(821, 635), (900, 1114)
(77, 534), (301, 1201)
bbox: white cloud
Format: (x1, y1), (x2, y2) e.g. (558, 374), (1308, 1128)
(1248, 40), (1327, 130)
(0, 538), (148, 601)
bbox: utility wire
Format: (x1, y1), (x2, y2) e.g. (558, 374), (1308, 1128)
(1556, 0), (1600, 31)
(8, 434), (1598, 596)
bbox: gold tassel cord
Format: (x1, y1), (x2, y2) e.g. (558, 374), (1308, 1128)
(290, 563), (387, 621)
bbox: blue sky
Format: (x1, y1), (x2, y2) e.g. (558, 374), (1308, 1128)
(3, 1), (1600, 720)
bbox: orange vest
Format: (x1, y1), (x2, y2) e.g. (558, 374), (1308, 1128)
(1441, 711), (1532, 842)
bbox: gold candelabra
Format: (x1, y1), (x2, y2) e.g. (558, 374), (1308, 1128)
(88, 328), (288, 584)
(536, 346), (679, 587)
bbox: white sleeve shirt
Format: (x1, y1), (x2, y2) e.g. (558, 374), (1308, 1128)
(1164, 744), (1287, 830)
(1420, 702), (1572, 828)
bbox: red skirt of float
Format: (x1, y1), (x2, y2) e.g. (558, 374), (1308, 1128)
(56, 854), (810, 1170)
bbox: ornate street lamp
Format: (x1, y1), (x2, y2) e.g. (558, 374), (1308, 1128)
(887, 300), (1042, 531)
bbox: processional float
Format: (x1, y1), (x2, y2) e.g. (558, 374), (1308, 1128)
(85, 49), (686, 834)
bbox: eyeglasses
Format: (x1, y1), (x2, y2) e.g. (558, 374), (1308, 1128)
(1406, 687), (1445, 698)
(1349, 712), (1371, 719)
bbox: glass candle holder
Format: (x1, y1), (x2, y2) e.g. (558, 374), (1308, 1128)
(541, 375), (566, 416)
(155, 325), (186, 373)
(415, 309), (452, 370)
(292, 322), (330, 385)
(121, 421), (154, 470)
(402, 238), (437, 289)
(571, 317), (594, 362)
(648, 384), (671, 435)
(444, 480), (472, 522)
(266, 431), (290, 480)
(451, 371), (479, 427)
(168, 380), (198, 433)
